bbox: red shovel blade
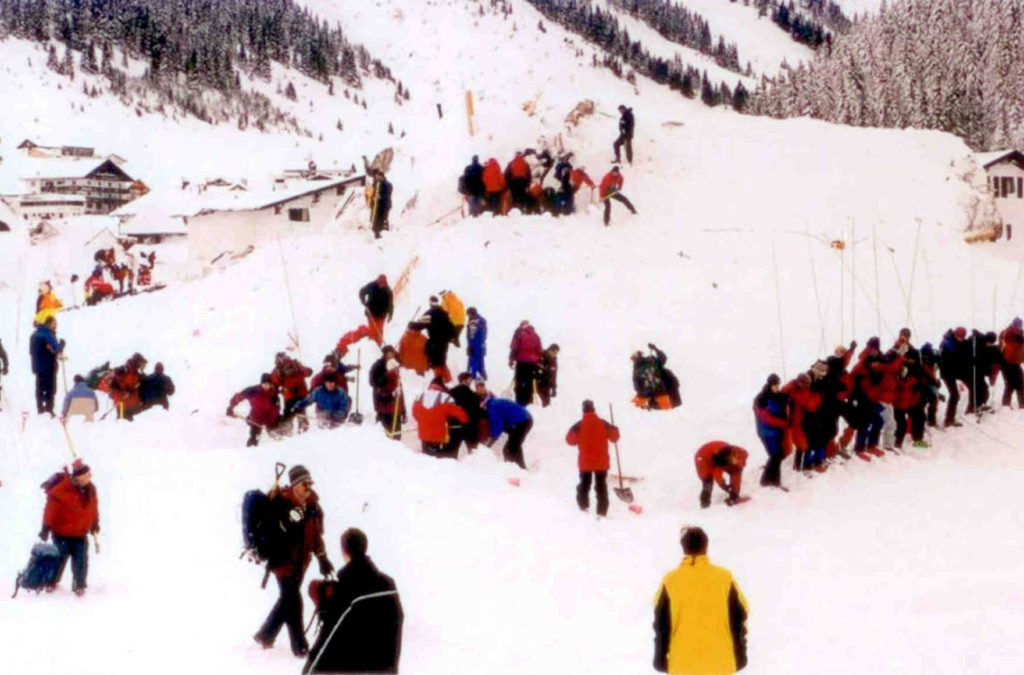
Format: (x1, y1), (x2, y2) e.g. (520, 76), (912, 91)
(628, 504), (643, 515)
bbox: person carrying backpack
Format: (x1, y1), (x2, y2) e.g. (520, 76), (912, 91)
(39, 459), (99, 596)
(304, 528), (403, 674)
(254, 465), (334, 658)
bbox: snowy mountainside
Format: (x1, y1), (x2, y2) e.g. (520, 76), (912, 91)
(2, 1), (1024, 674)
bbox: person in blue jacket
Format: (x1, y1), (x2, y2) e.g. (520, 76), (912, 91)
(295, 374), (351, 429)
(753, 373), (789, 488)
(30, 316), (65, 416)
(479, 384), (532, 469)
(466, 307), (488, 381)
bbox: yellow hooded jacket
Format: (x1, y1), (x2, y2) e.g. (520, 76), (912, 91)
(653, 555), (748, 675)
(440, 291), (466, 328)
(34, 291), (63, 325)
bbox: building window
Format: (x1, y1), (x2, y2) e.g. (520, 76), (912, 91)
(288, 208), (310, 222)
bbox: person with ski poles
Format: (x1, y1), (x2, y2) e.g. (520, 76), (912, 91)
(254, 465), (334, 658)
(565, 400), (619, 516)
(227, 373), (282, 447)
(653, 526), (748, 674)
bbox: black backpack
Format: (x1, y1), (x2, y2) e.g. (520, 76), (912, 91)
(241, 463), (289, 569)
(12, 543), (62, 598)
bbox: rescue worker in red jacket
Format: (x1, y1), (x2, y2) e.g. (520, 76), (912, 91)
(505, 151), (533, 211)
(999, 317), (1024, 408)
(598, 166), (636, 226)
(412, 377), (468, 458)
(271, 352), (313, 432)
(227, 373), (281, 447)
(509, 321), (543, 407)
(694, 442), (748, 508)
(482, 158), (507, 214)
(254, 465), (334, 658)
(565, 400), (620, 516)
(40, 459), (99, 596)
(110, 352), (147, 420)
(781, 373), (821, 471)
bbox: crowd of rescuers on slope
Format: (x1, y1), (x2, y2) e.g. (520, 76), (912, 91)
(456, 106), (637, 226)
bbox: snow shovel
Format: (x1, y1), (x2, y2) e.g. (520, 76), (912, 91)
(608, 404), (634, 504)
(349, 349), (364, 425)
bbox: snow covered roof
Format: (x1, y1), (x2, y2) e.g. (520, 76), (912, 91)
(20, 193), (86, 205)
(191, 175), (364, 216)
(976, 150), (1024, 170)
(110, 191), (190, 235)
(19, 157), (133, 182)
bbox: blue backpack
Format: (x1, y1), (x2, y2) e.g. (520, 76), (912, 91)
(12, 543), (61, 598)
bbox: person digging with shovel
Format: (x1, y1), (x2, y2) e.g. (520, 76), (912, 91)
(565, 400), (619, 517)
(694, 442), (748, 508)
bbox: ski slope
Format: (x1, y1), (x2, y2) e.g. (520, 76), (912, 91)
(2, 0), (1024, 673)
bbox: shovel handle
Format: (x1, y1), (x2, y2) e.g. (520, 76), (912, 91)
(609, 403), (625, 490)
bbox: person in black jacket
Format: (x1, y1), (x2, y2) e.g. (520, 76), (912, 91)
(138, 362), (175, 413)
(370, 346), (405, 438)
(460, 155), (486, 216)
(370, 170), (393, 239)
(938, 327), (971, 426)
(360, 275), (394, 345)
(613, 105), (634, 165)
(304, 528), (403, 674)
(446, 372), (482, 456)
(29, 317), (65, 416)
(410, 296), (455, 381)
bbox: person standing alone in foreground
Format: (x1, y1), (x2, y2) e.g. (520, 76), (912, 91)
(653, 526), (748, 674)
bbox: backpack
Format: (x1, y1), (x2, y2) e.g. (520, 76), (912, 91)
(240, 462), (289, 566)
(12, 543), (62, 598)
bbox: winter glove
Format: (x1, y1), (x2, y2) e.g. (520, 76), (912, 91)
(38, 526), (50, 542)
(91, 523), (100, 535)
(849, 340), (858, 352)
(225, 407), (235, 417)
(648, 343), (657, 350)
(508, 359), (515, 368)
(317, 556), (335, 578)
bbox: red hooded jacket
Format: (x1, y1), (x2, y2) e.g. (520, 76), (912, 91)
(565, 412), (620, 472)
(43, 476), (99, 538)
(482, 159), (506, 194)
(509, 325), (543, 364)
(599, 170), (623, 199)
(694, 442), (748, 491)
(412, 387), (468, 444)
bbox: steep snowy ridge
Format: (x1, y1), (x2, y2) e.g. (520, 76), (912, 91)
(2, 0), (1024, 674)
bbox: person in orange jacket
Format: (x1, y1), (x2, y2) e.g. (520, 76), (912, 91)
(505, 151), (532, 211)
(782, 373), (822, 471)
(565, 400), (620, 516)
(412, 377), (468, 458)
(482, 158), (507, 214)
(598, 166), (636, 226)
(110, 352), (147, 420)
(999, 317), (1024, 408)
(271, 352), (314, 432)
(39, 459), (99, 596)
(694, 442), (748, 508)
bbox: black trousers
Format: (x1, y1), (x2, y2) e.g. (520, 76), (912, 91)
(257, 575), (307, 654)
(53, 535), (88, 592)
(613, 132), (633, 164)
(503, 418), (532, 469)
(1002, 362), (1023, 407)
(35, 370), (57, 414)
(577, 471), (609, 516)
(603, 193), (636, 225)
(894, 408), (924, 446)
(942, 375), (961, 424)
(514, 362), (537, 406)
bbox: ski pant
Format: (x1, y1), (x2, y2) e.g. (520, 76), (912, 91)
(966, 374), (989, 412)
(508, 178), (531, 209)
(53, 535), (88, 592)
(855, 402), (883, 450)
(758, 431), (784, 487)
(445, 422), (479, 456)
(514, 362), (537, 406)
(35, 369), (57, 414)
(880, 403), (896, 449)
(613, 132), (633, 164)
(257, 575), (308, 655)
(468, 349), (487, 381)
(1001, 362), (1024, 407)
(894, 408), (926, 446)
(923, 386), (939, 425)
(372, 205), (389, 238)
(603, 192), (636, 225)
(466, 195), (483, 217)
(577, 471), (609, 516)
(803, 441), (826, 469)
(503, 418), (531, 469)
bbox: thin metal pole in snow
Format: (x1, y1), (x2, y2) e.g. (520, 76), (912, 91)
(772, 241), (787, 380)
(806, 224), (825, 356)
(851, 217), (856, 339)
(921, 242), (937, 339)
(839, 229), (845, 345)
(873, 221), (883, 339)
(906, 218), (922, 333)
(1009, 260), (1023, 314)
(276, 235), (302, 361)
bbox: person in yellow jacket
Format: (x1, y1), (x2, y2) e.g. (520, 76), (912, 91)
(653, 527), (748, 674)
(439, 289), (467, 347)
(34, 281), (63, 326)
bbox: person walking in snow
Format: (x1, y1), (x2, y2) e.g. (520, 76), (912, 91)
(480, 388), (532, 469)
(536, 344), (560, 407)
(294, 374), (351, 429)
(412, 377), (468, 459)
(29, 316), (65, 416)
(39, 459), (100, 596)
(466, 307), (488, 381)
(753, 374), (789, 487)
(565, 400), (619, 517)
(652, 526), (748, 675)
(410, 296), (456, 382)
(999, 317), (1024, 408)
(227, 374), (282, 447)
(370, 346), (405, 439)
(460, 155), (486, 217)
(613, 105), (634, 165)
(360, 275), (394, 345)
(509, 320), (543, 406)
(599, 166), (636, 227)
(61, 375), (99, 423)
(254, 465), (334, 658)
(938, 327), (971, 427)
(370, 169), (393, 239)
(304, 528), (403, 674)
(694, 442), (748, 508)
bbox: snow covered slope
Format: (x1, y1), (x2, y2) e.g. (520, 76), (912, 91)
(2, 1), (1024, 674)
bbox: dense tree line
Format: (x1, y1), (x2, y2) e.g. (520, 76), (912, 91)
(750, 0), (1024, 151)
(749, 0), (850, 50)
(607, 0), (743, 74)
(526, 0), (750, 111)
(0, 0), (391, 91)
